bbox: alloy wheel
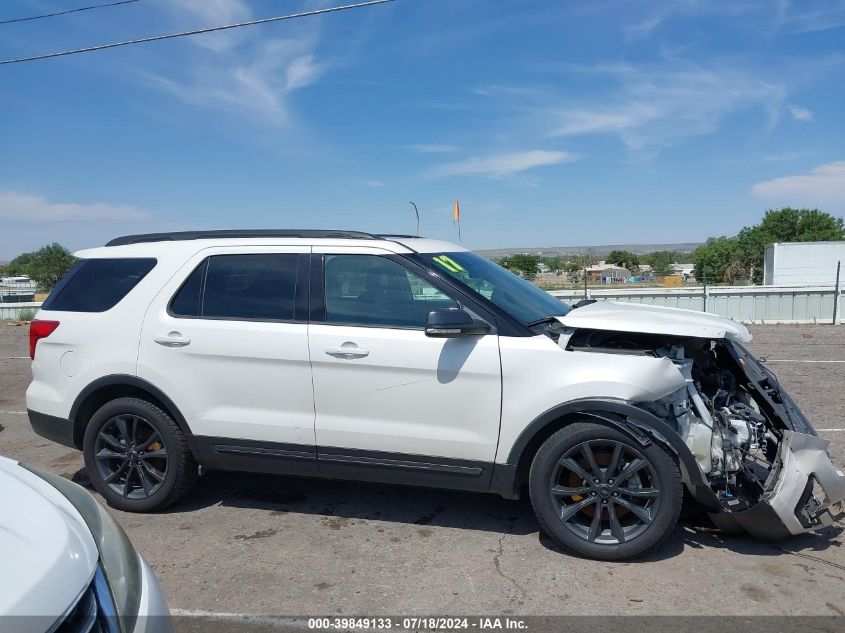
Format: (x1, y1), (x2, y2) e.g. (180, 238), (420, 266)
(93, 414), (168, 499)
(549, 439), (661, 545)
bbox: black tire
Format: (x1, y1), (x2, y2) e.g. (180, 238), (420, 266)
(83, 397), (198, 512)
(529, 421), (682, 560)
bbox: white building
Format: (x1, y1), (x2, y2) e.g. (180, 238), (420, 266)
(763, 241), (845, 286)
(670, 263), (696, 282)
(585, 262), (630, 283)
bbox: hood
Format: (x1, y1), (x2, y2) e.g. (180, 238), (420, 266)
(0, 456), (98, 619)
(556, 301), (752, 342)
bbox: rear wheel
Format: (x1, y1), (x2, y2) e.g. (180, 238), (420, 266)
(529, 422), (682, 560)
(83, 397), (197, 512)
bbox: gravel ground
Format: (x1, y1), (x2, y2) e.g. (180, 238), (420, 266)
(1, 322), (844, 618)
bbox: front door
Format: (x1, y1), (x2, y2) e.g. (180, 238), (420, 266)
(308, 249), (502, 489)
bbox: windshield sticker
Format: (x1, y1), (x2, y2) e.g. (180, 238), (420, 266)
(432, 255), (464, 273)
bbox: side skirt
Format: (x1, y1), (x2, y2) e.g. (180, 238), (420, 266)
(192, 437), (320, 478)
(318, 446), (493, 493)
(193, 436), (495, 494)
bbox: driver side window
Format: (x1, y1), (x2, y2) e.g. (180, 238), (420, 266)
(323, 255), (458, 328)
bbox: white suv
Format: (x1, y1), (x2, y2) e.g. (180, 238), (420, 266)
(26, 230), (845, 560)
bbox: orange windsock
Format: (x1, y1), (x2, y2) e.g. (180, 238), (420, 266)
(453, 200), (460, 223)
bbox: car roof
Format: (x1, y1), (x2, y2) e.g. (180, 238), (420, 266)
(76, 231), (468, 258)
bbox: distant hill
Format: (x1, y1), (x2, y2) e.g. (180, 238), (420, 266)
(476, 242), (701, 259)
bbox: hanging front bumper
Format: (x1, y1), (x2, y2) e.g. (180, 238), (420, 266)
(710, 431), (845, 540)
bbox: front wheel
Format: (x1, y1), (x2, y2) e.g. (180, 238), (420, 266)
(83, 397), (197, 512)
(529, 422), (682, 560)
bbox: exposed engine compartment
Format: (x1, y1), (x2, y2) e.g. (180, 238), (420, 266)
(557, 327), (845, 538)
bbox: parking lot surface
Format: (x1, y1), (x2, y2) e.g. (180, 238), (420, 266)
(2, 323), (844, 617)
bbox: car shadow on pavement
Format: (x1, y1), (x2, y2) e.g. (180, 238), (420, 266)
(97, 468), (842, 563)
(173, 470), (540, 535)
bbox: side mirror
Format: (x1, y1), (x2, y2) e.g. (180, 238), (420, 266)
(425, 308), (490, 338)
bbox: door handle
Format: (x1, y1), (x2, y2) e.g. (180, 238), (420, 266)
(325, 344), (369, 358)
(154, 332), (191, 348)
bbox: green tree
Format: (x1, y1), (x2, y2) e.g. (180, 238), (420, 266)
(641, 251), (675, 275)
(5, 251), (35, 276)
(693, 236), (740, 284)
(501, 254), (540, 276)
(541, 255), (562, 271)
(606, 250), (640, 270)
(7, 243), (76, 290)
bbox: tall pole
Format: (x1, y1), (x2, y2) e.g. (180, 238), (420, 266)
(834, 260), (841, 325)
(702, 266), (708, 313)
(453, 200), (461, 244)
(408, 202), (420, 237)
(584, 266), (588, 299)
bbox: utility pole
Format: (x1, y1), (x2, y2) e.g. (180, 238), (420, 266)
(583, 267), (588, 299)
(834, 260), (841, 325)
(408, 202), (420, 237)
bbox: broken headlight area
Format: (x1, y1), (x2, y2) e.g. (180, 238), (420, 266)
(565, 329), (845, 540)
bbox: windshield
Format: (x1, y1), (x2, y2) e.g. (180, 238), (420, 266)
(415, 251), (570, 325)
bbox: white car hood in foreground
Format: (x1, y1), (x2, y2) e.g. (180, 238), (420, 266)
(0, 456), (98, 618)
(556, 300), (752, 342)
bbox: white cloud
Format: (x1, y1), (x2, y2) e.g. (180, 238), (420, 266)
(143, 1), (328, 124)
(167, 0), (252, 52)
(0, 192), (150, 222)
(410, 144), (459, 154)
(622, 15), (664, 40)
(763, 151), (808, 162)
(470, 84), (546, 98)
(775, 0), (845, 33)
(286, 55), (325, 91)
(549, 64), (785, 152)
(751, 161), (845, 211)
(553, 105), (660, 136)
(788, 104), (814, 121)
(423, 150), (577, 179)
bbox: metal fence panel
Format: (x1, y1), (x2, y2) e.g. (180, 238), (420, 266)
(0, 302), (42, 320)
(549, 285), (842, 324)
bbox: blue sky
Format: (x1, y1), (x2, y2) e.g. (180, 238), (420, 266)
(1, 0), (844, 258)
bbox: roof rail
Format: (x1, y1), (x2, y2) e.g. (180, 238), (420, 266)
(105, 229), (378, 246)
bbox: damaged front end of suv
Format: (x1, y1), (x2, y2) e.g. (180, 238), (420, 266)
(555, 302), (845, 541)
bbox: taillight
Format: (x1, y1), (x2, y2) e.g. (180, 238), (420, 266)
(29, 320), (60, 360)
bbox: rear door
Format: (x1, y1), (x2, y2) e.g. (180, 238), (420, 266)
(138, 245), (316, 471)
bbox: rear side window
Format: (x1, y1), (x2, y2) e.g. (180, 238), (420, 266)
(170, 254), (299, 321)
(41, 258), (157, 313)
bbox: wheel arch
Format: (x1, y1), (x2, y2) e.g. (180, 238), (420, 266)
(501, 398), (721, 510)
(70, 374), (195, 451)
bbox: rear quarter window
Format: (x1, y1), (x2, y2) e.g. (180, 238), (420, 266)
(41, 258), (157, 313)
